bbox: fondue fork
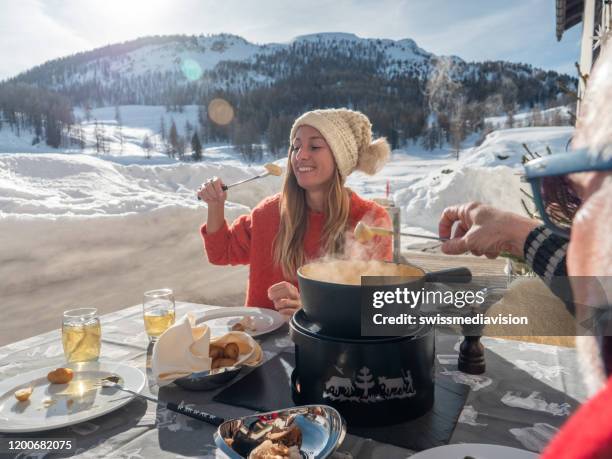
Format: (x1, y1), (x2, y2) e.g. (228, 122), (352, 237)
(355, 221), (449, 243)
(97, 375), (224, 426)
(197, 163), (283, 200)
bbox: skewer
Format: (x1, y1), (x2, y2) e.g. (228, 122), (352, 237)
(354, 221), (449, 243)
(197, 163), (283, 200)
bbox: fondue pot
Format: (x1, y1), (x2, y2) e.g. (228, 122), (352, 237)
(291, 260), (469, 426)
(297, 260), (471, 338)
(290, 310), (434, 426)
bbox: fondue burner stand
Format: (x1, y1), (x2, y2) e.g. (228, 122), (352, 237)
(289, 310), (435, 427)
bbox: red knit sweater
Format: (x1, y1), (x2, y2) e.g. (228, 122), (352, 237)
(201, 192), (392, 309)
(540, 376), (612, 459)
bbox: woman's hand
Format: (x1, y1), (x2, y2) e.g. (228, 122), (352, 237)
(197, 177), (227, 206)
(198, 177), (227, 233)
(268, 281), (301, 320)
(438, 202), (539, 258)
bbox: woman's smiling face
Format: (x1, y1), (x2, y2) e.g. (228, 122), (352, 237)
(290, 125), (336, 191)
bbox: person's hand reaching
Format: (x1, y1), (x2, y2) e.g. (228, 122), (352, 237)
(438, 202), (539, 258)
(268, 281), (301, 320)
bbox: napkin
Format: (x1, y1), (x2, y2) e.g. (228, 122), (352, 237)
(151, 313), (264, 386)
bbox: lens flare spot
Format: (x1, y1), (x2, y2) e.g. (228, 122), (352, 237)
(208, 98), (234, 126)
(181, 59), (202, 81)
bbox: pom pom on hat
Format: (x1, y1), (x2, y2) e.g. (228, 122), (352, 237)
(357, 137), (391, 175)
(290, 108), (391, 179)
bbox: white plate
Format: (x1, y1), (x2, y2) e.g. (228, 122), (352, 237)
(0, 361), (145, 433)
(196, 307), (285, 337)
(410, 443), (538, 459)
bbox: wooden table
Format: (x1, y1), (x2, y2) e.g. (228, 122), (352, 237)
(402, 250), (507, 277)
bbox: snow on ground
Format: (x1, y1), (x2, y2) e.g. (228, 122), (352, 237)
(0, 153), (281, 218)
(348, 126), (574, 244)
(484, 106), (572, 129)
(74, 105), (200, 137)
(0, 111), (574, 233)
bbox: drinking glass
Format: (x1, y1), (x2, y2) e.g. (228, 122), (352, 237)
(143, 289), (176, 341)
(62, 308), (102, 362)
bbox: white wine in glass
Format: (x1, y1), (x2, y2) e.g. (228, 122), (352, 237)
(143, 289), (176, 341)
(62, 308), (101, 362)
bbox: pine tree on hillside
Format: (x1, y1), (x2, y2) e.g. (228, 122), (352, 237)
(267, 115), (291, 157)
(45, 113), (61, 148)
(191, 132), (203, 161)
(160, 116), (166, 141)
(115, 106), (124, 154)
(94, 120), (101, 153)
(168, 120), (178, 158)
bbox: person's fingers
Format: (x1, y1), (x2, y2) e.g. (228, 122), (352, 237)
(441, 237), (468, 255)
(453, 224), (468, 239)
(197, 181), (212, 201)
(485, 252), (498, 259)
(438, 205), (461, 239)
(212, 177), (225, 197)
(268, 282), (295, 301)
(286, 283), (300, 299)
(268, 281), (287, 298)
(202, 185), (217, 203)
(276, 298), (301, 311)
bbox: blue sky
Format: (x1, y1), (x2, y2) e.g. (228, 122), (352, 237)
(0, 0), (582, 81)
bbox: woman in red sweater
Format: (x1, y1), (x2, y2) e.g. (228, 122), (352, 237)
(197, 108), (393, 318)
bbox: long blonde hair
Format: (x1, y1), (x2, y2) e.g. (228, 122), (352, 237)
(273, 150), (351, 279)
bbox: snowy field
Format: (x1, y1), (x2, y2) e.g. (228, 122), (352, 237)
(0, 105), (574, 344)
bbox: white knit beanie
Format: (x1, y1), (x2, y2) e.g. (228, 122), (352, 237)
(289, 108), (391, 179)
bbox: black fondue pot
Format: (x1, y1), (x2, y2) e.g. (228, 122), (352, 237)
(297, 260), (471, 338)
(290, 310), (434, 426)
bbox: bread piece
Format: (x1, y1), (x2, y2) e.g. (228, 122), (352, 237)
(248, 440), (301, 459)
(47, 368), (74, 384)
(223, 343), (240, 360)
(209, 345), (224, 359)
(14, 387), (33, 402)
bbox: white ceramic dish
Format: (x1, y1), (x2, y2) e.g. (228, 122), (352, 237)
(0, 361), (145, 433)
(410, 443), (538, 459)
(196, 307), (285, 337)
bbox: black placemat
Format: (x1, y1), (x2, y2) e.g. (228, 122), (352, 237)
(214, 352), (469, 451)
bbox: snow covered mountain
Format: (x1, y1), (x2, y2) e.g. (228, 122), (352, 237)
(6, 32), (573, 108)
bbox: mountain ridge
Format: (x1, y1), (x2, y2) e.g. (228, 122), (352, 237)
(0, 32), (576, 152)
(6, 31), (570, 108)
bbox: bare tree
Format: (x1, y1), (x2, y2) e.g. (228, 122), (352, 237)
(142, 134), (153, 159)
